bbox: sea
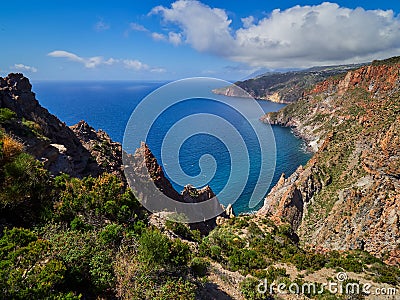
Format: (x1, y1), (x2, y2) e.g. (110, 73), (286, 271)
(31, 80), (311, 214)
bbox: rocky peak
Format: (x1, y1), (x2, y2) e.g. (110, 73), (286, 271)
(125, 142), (233, 234)
(0, 73), (122, 178)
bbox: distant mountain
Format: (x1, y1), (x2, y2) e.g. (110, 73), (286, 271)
(213, 63), (367, 103)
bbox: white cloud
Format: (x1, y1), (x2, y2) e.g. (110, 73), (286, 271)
(12, 63), (38, 73)
(241, 16), (255, 28)
(48, 50), (119, 68)
(151, 31), (182, 46)
(123, 59), (149, 70)
(151, 32), (167, 41)
(151, 1), (400, 68)
(94, 20), (110, 31)
(123, 59), (166, 73)
(168, 32), (182, 45)
(129, 22), (148, 32)
(48, 50), (164, 72)
(150, 0), (234, 55)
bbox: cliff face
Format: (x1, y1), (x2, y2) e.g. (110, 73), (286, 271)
(213, 64), (365, 103)
(258, 58), (400, 264)
(0, 73), (123, 178)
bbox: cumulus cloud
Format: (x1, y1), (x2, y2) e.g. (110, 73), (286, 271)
(12, 64), (38, 73)
(150, 0), (234, 55)
(241, 16), (255, 28)
(151, 1), (400, 67)
(48, 50), (164, 72)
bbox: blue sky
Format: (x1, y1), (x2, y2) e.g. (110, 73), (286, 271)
(1, 0), (400, 80)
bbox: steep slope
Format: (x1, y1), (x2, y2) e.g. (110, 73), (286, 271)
(213, 63), (365, 103)
(258, 57), (400, 264)
(0, 73), (122, 178)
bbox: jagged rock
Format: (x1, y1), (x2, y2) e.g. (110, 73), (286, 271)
(0, 73), (122, 178)
(124, 142), (232, 234)
(70, 120), (124, 181)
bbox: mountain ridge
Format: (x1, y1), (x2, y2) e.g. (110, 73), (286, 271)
(213, 62), (367, 103)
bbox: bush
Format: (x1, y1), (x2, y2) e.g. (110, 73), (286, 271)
(0, 228), (66, 299)
(190, 257), (209, 277)
(1, 134), (23, 162)
(0, 108), (16, 123)
(138, 229), (170, 268)
(99, 223), (123, 246)
(0, 152), (51, 225)
(55, 173), (140, 226)
(48, 229), (115, 292)
(169, 238), (191, 266)
(240, 277), (271, 300)
(70, 216), (92, 232)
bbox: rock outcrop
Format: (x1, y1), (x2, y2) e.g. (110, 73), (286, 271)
(258, 57), (400, 264)
(124, 142), (233, 234)
(0, 73), (122, 178)
(70, 120), (124, 180)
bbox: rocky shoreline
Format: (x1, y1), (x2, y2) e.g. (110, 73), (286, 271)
(256, 59), (400, 263)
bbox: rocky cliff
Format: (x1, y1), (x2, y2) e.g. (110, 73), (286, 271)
(258, 57), (400, 264)
(213, 64), (365, 103)
(0, 73), (123, 178)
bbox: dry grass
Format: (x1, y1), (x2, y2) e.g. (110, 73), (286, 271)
(1, 134), (24, 161)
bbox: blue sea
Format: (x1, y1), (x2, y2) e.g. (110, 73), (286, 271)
(32, 80), (311, 214)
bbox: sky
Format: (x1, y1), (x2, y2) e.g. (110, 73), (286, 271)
(1, 0), (400, 81)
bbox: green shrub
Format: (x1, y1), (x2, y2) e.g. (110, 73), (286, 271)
(169, 238), (191, 266)
(99, 223), (123, 246)
(209, 245), (222, 260)
(0, 228), (66, 299)
(55, 173), (140, 226)
(0, 108), (16, 123)
(371, 264), (400, 285)
(0, 152), (51, 225)
(190, 257), (209, 277)
(48, 229), (115, 292)
(240, 277), (271, 300)
(138, 228), (170, 268)
(70, 216), (92, 232)
(89, 249), (114, 291)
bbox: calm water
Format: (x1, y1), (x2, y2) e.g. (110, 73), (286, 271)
(32, 81), (311, 214)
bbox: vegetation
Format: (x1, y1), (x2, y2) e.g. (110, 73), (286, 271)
(1, 59), (400, 299)
(0, 108), (16, 123)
